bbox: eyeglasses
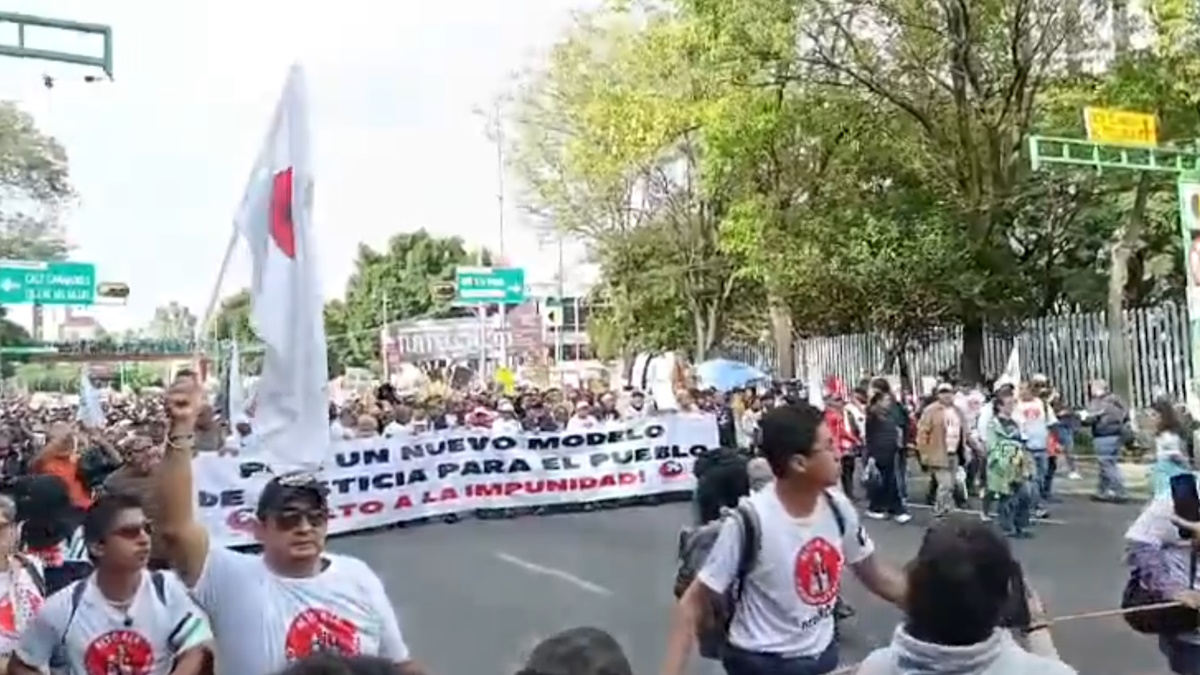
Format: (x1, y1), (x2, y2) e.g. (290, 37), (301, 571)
(110, 523), (153, 540)
(272, 508), (329, 531)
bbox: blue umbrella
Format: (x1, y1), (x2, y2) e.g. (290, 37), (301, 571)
(696, 358), (768, 393)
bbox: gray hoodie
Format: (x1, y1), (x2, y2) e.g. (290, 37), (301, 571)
(855, 626), (1077, 675)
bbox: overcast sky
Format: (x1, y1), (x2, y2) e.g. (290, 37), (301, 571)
(0, 0), (593, 333)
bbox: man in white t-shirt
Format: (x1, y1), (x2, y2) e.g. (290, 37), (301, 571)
(660, 403), (907, 675)
(224, 419), (258, 456)
(9, 492), (212, 675)
(153, 379), (427, 675)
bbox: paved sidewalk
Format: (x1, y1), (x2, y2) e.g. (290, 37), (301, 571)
(1054, 460), (1151, 498)
(904, 458), (1153, 500)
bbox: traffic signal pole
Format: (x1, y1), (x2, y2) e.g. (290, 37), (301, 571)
(0, 12), (113, 78)
(1028, 133), (1200, 408)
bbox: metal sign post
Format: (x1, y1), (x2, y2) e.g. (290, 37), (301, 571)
(1029, 121), (1200, 409)
(0, 12), (113, 77)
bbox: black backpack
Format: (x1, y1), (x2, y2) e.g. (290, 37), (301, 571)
(674, 490), (848, 659)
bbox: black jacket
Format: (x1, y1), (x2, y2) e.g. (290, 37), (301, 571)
(866, 407), (901, 466)
(692, 448), (749, 523)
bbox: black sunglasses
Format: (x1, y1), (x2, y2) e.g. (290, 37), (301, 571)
(271, 508), (329, 530)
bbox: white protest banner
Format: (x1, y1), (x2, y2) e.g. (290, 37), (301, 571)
(195, 413), (717, 547)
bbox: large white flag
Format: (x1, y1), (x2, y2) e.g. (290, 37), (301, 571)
(76, 367), (105, 429)
(234, 65), (328, 469)
(996, 345), (1021, 389)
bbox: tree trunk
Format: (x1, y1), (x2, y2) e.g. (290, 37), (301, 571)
(959, 314), (985, 384)
(768, 290), (795, 378)
(691, 301), (720, 364)
(1111, 0), (1130, 54)
(1107, 173), (1152, 404)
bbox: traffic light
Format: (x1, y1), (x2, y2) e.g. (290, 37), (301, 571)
(96, 282), (129, 299)
(430, 282), (456, 302)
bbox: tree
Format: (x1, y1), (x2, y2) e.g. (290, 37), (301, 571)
(146, 302), (198, 341)
(324, 300), (350, 378)
(0, 306), (32, 378)
(512, 10), (752, 361)
(210, 289), (255, 343)
(790, 0), (1107, 380)
(0, 102), (74, 262)
(332, 230), (488, 369)
(0, 101), (77, 367)
(515, 0), (1187, 384)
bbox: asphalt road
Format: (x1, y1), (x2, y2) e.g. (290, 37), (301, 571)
(329, 494), (1167, 675)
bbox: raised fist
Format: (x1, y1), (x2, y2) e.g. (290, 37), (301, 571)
(166, 379), (203, 431)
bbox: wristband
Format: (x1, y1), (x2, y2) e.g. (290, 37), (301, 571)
(166, 435), (195, 450)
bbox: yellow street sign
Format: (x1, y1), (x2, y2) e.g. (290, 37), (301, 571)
(1083, 107), (1158, 146)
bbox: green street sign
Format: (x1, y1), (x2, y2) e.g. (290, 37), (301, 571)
(454, 266), (526, 304)
(0, 346), (57, 355)
(0, 260), (96, 305)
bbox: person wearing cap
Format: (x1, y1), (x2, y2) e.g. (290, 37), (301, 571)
(492, 400), (522, 435)
(917, 383), (970, 518)
(153, 379), (426, 675)
(566, 401), (598, 431)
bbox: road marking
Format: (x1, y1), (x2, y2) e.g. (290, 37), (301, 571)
(905, 502), (1067, 525)
(493, 551), (614, 596)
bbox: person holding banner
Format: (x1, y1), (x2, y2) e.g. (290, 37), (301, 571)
(154, 379), (427, 675)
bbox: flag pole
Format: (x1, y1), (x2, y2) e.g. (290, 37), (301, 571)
(197, 227), (239, 350)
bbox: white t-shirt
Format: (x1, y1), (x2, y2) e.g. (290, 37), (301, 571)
(491, 418), (522, 435)
(192, 547), (408, 675)
(1157, 431), (1186, 463)
(566, 415), (597, 431)
(0, 558), (45, 656)
(382, 421), (404, 438)
(697, 488), (874, 657)
(329, 421), (352, 441)
(16, 571), (210, 675)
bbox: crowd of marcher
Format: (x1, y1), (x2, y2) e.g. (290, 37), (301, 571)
(0, 366), (1197, 674)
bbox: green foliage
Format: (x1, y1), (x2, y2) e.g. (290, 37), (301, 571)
(0, 102), (74, 262)
(0, 306), (32, 378)
(509, 0), (1200, 378)
(212, 231), (486, 376)
(211, 289), (255, 343)
(332, 229), (490, 370)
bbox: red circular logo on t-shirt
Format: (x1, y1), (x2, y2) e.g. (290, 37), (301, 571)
(793, 537), (844, 606)
(226, 508), (255, 534)
(83, 629), (154, 675)
(284, 608), (361, 660)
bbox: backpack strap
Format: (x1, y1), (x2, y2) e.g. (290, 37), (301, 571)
(823, 489), (847, 538)
(150, 571), (167, 606)
(61, 579), (87, 641)
(13, 554), (45, 597)
(724, 501), (760, 631)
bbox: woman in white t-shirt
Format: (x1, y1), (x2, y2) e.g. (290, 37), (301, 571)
(154, 378), (425, 675)
(1150, 398), (1191, 496)
(0, 495), (44, 672)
